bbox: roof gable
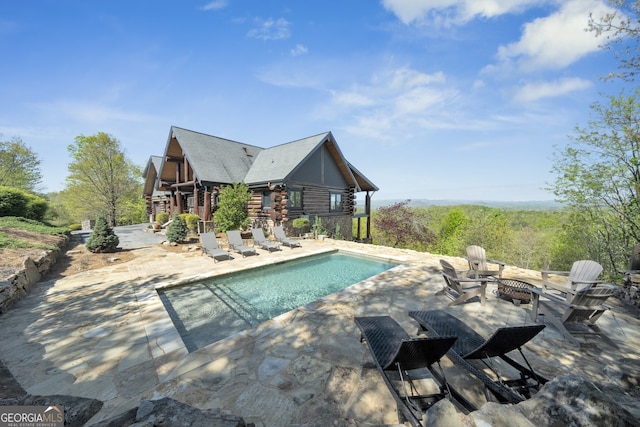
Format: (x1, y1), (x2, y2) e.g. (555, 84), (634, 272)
(244, 131), (358, 188)
(158, 127), (263, 189)
(142, 155), (166, 196)
(243, 132), (328, 185)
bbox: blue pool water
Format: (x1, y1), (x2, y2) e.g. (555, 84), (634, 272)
(158, 251), (397, 351)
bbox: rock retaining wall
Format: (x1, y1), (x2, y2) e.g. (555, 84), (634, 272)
(0, 241), (66, 314)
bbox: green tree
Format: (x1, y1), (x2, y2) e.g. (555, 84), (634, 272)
(85, 214), (120, 253)
(550, 89), (640, 277)
(0, 136), (43, 192)
(464, 207), (511, 261)
(588, 0), (640, 82)
(44, 192), (74, 226)
(213, 182), (252, 232)
(64, 132), (142, 226)
(436, 207), (468, 256)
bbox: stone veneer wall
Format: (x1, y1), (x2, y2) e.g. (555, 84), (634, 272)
(0, 238), (67, 314)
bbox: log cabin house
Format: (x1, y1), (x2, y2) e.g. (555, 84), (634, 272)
(143, 126), (378, 241)
(142, 155), (171, 218)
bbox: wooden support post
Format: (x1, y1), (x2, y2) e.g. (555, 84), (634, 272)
(204, 189), (211, 221)
(176, 189), (183, 214)
(365, 192), (372, 241)
(193, 185), (199, 216)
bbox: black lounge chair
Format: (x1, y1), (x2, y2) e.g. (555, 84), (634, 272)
(354, 316), (472, 426)
(408, 310), (547, 404)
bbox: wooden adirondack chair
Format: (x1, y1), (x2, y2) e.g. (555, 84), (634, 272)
(437, 259), (489, 306)
(541, 260), (603, 300)
(530, 285), (617, 346)
(466, 245), (505, 279)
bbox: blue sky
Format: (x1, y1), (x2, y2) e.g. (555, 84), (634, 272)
(0, 0), (627, 202)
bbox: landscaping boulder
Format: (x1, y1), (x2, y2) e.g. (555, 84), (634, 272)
(423, 374), (639, 426)
(92, 397), (250, 427)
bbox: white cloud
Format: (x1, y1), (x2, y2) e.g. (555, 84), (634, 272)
(201, 0), (227, 11)
(514, 77), (592, 102)
(495, 0), (612, 72)
(247, 18), (291, 40)
(318, 67), (462, 140)
(290, 44), (308, 56)
(381, 0), (549, 26)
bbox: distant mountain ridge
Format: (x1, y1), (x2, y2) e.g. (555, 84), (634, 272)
(368, 199), (564, 210)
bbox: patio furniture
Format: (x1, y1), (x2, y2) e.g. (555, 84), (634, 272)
(466, 245), (505, 279)
(530, 284), (618, 346)
(409, 310), (547, 404)
(200, 232), (231, 262)
(541, 260), (603, 300)
(354, 315), (472, 426)
(226, 230), (257, 257)
(251, 228), (280, 252)
(437, 259), (490, 306)
(273, 226), (301, 248)
(496, 278), (535, 305)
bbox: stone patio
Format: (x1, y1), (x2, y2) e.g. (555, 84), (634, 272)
(0, 238), (639, 426)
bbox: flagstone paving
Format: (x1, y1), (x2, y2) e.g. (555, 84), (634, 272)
(1, 237), (639, 425)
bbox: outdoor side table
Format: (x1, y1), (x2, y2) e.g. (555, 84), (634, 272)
(496, 278), (536, 305)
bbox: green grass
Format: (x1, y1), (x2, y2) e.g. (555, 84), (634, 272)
(0, 216), (70, 250)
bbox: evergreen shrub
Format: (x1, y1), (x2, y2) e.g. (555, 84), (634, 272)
(25, 195), (47, 221)
(166, 214), (188, 243)
(0, 186), (48, 221)
(85, 215), (119, 253)
(0, 186), (26, 217)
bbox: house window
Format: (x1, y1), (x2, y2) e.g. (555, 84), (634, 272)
(288, 188), (302, 209)
(262, 191), (272, 210)
(330, 192), (343, 212)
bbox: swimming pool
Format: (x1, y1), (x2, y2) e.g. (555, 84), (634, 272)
(158, 251), (397, 351)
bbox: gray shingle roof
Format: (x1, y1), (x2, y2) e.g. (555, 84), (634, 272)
(157, 126), (377, 192)
(161, 127), (264, 185)
(243, 132), (330, 185)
